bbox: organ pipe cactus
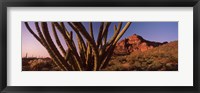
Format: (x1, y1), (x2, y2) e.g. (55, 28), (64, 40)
(24, 22), (131, 71)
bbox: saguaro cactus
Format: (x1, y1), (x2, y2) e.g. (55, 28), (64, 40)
(25, 53), (28, 58)
(24, 22), (131, 71)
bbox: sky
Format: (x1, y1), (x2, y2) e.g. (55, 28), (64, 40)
(22, 22), (178, 58)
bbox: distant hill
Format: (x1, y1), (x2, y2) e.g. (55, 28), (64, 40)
(22, 33), (178, 71)
(103, 40), (178, 71)
(114, 34), (168, 55)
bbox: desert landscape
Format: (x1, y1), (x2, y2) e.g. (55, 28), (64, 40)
(103, 34), (178, 71)
(22, 34), (178, 71)
(22, 22), (178, 71)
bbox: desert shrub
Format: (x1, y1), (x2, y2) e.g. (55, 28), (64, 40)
(147, 61), (163, 71)
(132, 61), (142, 70)
(103, 41), (178, 71)
(22, 58), (61, 71)
(165, 62), (178, 71)
(22, 66), (30, 71)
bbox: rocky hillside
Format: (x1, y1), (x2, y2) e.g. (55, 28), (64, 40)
(114, 34), (168, 55)
(103, 41), (178, 71)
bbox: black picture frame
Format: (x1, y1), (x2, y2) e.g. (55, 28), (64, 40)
(0, 0), (199, 93)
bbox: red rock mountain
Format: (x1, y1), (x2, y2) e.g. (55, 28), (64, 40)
(114, 34), (168, 55)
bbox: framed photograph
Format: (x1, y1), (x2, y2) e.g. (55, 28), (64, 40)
(0, 0), (199, 93)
